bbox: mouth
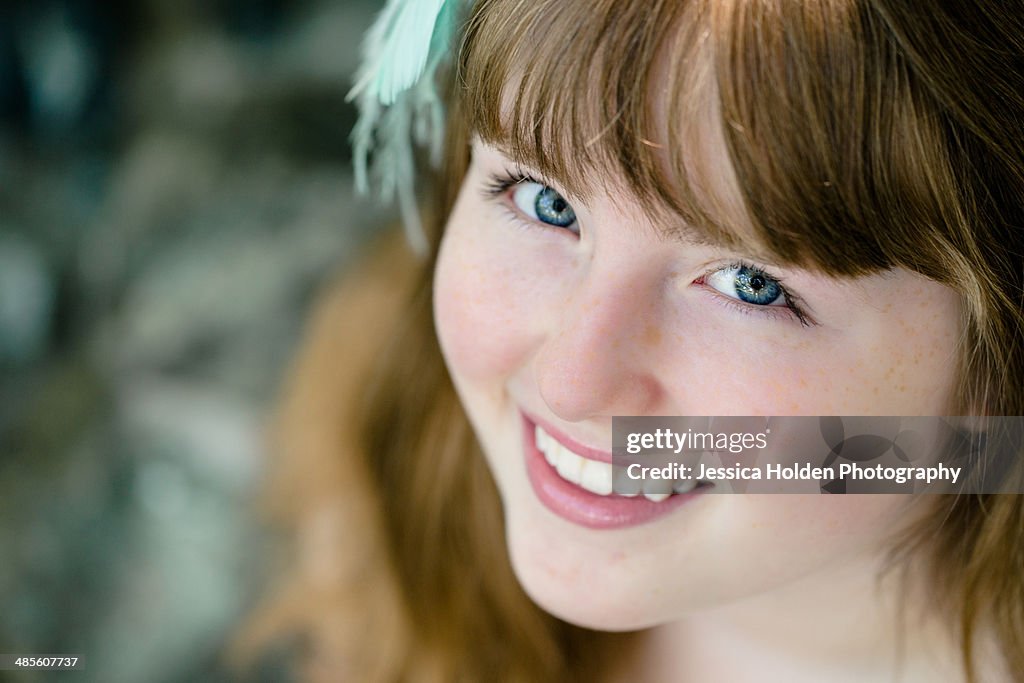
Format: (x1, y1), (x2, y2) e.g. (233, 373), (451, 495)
(521, 411), (708, 528)
(534, 421), (705, 500)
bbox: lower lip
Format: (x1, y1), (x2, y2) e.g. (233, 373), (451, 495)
(521, 413), (702, 529)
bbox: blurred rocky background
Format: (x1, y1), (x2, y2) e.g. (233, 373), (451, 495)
(0, 1), (392, 680)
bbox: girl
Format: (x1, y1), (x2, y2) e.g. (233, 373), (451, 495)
(240, 0), (1024, 680)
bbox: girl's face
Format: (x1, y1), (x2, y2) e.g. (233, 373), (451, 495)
(433, 137), (963, 630)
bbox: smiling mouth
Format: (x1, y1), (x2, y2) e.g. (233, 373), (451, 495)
(533, 423), (703, 502)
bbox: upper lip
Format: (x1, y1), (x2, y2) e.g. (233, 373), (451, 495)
(522, 409), (613, 463)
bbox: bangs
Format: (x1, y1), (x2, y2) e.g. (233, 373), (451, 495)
(457, 0), (971, 281)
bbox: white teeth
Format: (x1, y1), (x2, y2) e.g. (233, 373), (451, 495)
(536, 424), (596, 491)
(643, 477), (673, 496)
(616, 472), (642, 497)
(554, 446), (584, 485)
(579, 459), (613, 495)
(534, 424), (549, 451)
(673, 478), (698, 494)
(535, 425), (557, 466)
(535, 424), (686, 501)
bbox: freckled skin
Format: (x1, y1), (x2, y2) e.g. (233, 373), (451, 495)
(643, 324), (662, 348)
(433, 140), (964, 645)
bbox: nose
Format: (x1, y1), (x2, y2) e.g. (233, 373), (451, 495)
(533, 263), (664, 422)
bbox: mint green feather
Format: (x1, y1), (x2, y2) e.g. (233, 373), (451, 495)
(348, 0), (460, 255)
(352, 0), (447, 106)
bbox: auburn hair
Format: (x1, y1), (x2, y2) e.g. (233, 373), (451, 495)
(235, 1), (1024, 680)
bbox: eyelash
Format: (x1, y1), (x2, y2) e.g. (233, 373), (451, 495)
(481, 169), (568, 230)
(482, 168), (539, 198)
(481, 170), (814, 327)
(694, 262), (814, 327)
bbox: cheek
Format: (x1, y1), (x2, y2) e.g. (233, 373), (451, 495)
(739, 495), (909, 546)
(664, 294), (960, 416)
(433, 214), (545, 386)
(649, 306), (838, 416)
(435, 239), (510, 382)
(676, 495), (916, 606)
(732, 495), (923, 597)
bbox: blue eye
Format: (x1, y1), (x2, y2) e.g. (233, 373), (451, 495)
(511, 182), (577, 229)
(705, 265), (785, 306)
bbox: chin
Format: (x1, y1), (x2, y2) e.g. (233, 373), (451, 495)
(503, 519), (667, 633)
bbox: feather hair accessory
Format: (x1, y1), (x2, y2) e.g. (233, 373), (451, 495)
(348, 0), (460, 255)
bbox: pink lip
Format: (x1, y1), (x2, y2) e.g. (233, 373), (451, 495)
(521, 411), (703, 529)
